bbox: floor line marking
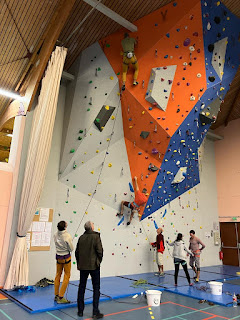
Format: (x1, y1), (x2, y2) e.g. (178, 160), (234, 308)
(229, 316), (240, 320)
(168, 301), (228, 319)
(46, 311), (63, 320)
(160, 306), (226, 320)
(0, 309), (13, 320)
(84, 303), (171, 320)
(203, 316), (217, 320)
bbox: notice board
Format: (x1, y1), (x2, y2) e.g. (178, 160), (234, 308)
(27, 208), (53, 251)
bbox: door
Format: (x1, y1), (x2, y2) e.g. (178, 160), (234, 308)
(220, 222), (240, 266)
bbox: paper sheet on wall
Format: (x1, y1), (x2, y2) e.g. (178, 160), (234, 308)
(32, 221), (45, 232)
(41, 232), (51, 247)
(31, 232), (42, 246)
(205, 232), (211, 239)
(39, 208), (50, 222)
(45, 222), (52, 233)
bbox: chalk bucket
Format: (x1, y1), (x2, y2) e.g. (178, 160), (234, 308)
(146, 290), (162, 306)
(208, 281), (223, 295)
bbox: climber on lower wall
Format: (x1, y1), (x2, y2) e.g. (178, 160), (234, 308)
(117, 176), (148, 225)
(121, 33), (139, 91)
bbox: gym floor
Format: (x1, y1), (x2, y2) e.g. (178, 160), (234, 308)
(0, 290), (240, 320)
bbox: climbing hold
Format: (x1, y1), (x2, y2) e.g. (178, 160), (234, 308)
(197, 73), (201, 78)
(90, 171), (94, 174)
(183, 38), (191, 46)
(208, 44), (215, 52)
(164, 55), (168, 59)
(189, 46), (195, 52)
(190, 95), (196, 101)
(140, 131), (150, 139)
(70, 149), (75, 153)
(207, 22), (211, 30)
(152, 148), (159, 155)
(79, 130), (83, 133)
(111, 115), (115, 120)
(73, 185), (76, 188)
(166, 33), (170, 38)
(108, 163), (112, 167)
(110, 76), (114, 80)
(89, 81), (92, 84)
(78, 137), (82, 140)
(214, 16), (221, 24)
(208, 76), (215, 82)
(96, 150), (99, 153)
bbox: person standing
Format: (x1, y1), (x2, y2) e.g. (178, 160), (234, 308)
(151, 228), (165, 276)
(167, 233), (193, 286)
(75, 221), (104, 319)
(189, 230), (205, 282)
(54, 221), (74, 304)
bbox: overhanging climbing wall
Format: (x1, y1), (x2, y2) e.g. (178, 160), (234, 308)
(101, 0), (240, 220)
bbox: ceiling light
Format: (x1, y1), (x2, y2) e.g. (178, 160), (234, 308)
(0, 88), (23, 101)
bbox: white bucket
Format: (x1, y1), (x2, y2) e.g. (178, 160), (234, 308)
(208, 281), (223, 295)
(146, 290), (162, 306)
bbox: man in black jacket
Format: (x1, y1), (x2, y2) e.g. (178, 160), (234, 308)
(75, 221), (104, 319)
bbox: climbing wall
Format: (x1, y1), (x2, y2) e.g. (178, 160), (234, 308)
(101, 0), (240, 220)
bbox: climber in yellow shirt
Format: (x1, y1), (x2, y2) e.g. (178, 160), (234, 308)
(121, 33), (139, 91)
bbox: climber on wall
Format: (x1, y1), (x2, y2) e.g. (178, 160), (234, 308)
(121, 33), (139, 91)
(117, 176), (147, 225)
(151, 227), (165, 276)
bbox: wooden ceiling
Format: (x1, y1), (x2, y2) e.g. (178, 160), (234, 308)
(0, 0), (240, 161)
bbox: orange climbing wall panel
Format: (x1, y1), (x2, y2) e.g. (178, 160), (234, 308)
(100, 0), (207, 218)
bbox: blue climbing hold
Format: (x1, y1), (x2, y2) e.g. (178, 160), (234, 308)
(118, 216), (124, 226)
(154, 220), (158, 229)
(164, 55), (168, 59)
(162, 209), (167, 218)
(175, 45), (179, 48)
(173, 2), (177, 6)
(129, 182), (134, 192)
(166, 33), (170, 38)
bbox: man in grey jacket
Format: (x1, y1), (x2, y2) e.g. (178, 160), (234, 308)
(75, 221), (104, 319)
(54, 221), (73, 304)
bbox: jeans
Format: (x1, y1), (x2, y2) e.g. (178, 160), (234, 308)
(78, 268), (100, 315)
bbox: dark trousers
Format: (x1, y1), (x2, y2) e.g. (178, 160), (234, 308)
(174, 260), (191, 285)
(78, 268), (100, 315)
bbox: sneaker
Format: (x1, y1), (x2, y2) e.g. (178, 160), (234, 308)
(92, 313), (104, 319)
(54, 295), (59, 301)
(122, 85), (125, 91)
(195, 278), (199, 282)
(154, 273), (160, 276)
(174, 284), (178, 287)
(189, 283), (193, 286)
(127, 222), (130, 225)
(78, 311), (83, 317)
(159, 272), (165, 277)
(133, 81), (139, 86)
(57, 297), (71, 304)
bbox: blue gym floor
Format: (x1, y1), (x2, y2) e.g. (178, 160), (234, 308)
(0, 265), (239, 318)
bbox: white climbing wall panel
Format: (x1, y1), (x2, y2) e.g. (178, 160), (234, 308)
(145, 66), (177, 111)
(211, 37), (228, 81)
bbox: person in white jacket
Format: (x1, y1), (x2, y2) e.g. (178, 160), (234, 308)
(167, 233), (193, 286)
(53, 221), (74, 304)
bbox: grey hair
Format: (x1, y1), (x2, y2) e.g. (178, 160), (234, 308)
(84, 221), (92, 231)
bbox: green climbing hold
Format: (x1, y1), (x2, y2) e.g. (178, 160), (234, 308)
(98, 67), (101, 71)
(70, 220), (73, 223)
(87, 108), (90, 111)
(79, 130), (83, 133)
(95, 118), (100, 123)
(75, 234), (78, 237)
(73, 185), (76, 188)
(117, 72), (120, 75)
(106, 44), (110, 48)
(89, 80), (92, 84)
(78, 136), (82, 140)
(73, 261), (76, 265)
(73, 211), (77, 214)
(65, 201), (68, 204)
(70, 149), (75, 153)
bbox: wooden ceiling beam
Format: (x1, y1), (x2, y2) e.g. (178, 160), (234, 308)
(83, 0), (138, 32)
(0, 0), (76, 131)
(224, 86), (240, 127)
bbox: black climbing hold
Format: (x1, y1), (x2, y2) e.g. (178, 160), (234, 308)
(214, 16), (221, 24)
(217, 33), (221, 38)
(94, 105), (115, 132)
(208, 76), (215, 82)
(208, 44), (215, 52)
(140, 131), (150, 139)
(177, 108), (180, 113)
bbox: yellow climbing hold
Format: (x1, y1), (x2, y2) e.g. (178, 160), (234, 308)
(142, 111), (145, 115)
(220, 87), (225, 91)
(106, 138), (110, 141)
(90, 133), (92, 136)
(96, 150), (99, 153)
(158, 186), (162, 188)
(85, 211), (88, 214)
(200, 226), (202, 229)
(216, 1), (220, 5)
(82, 161), (84, 164)
(227, 17), (230, 20)
(98, 181), (101, 184)
(223, 27), (225, 31)
(111, 115), (115, 120)
(129, 126), (133, 129)
(206, 112), (210, 116)
(108, 163), (112, 167)
(101, 127), (104, 130)
(133, 249), (135, 252)
(188, 191), (191, 194)
(181, 140), (185, 143)
(117, 92), (120, 96)
(98, 228), (100, 231)
(101, 206), (104, 210)
(192, 219), (195, 222)
(91, 170), (94, 174)
(88, 193), (92, 196)
(167, 171), (171, 174)
(84, 152), (87, 154)
(110, 76), (114, 80)
(105, 105), (110, 110)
